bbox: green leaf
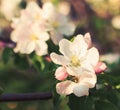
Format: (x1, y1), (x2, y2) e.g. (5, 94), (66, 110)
(95, 100), (118, 110)
(14, 54), (30, 70)
(2, 47), (12, 64)
(68, 95), (95, 110)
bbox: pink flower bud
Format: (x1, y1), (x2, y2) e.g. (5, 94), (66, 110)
(94, 62), (107, 74)
(45, 56), (52, 62)
(55, 67), (68, 80)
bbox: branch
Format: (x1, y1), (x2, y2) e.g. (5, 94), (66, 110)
(0, 92), (52, 102)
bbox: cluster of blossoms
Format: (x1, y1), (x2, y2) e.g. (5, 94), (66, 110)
(50, 33), (107, 97)
(10, 1), (107, 97)
(11, 1), (75, 56)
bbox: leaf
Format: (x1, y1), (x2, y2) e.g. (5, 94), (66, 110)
(68, 94), (95, 110)
(2, 47), (12, 64)
(14, 54), (30, 70)
(95, 100), (118, 110)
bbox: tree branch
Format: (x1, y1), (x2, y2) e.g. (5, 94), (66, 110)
(0, 92), (52, 102)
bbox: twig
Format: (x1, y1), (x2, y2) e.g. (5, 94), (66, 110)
(0, 92), (52, 102)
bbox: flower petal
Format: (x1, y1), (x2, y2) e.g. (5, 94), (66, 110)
(50, 52), (69, 65)
(73, 84), (89, 97)
(84, 32), (92, 48)
(80, 71), (97, 88)
(73, 35), (88, 57)
(55, 66), (68, 80)
(35, 41), (48, 56)
(56, 80), (76, 95)
(86, 47), (99, 67)
(59, 38), (72, 58)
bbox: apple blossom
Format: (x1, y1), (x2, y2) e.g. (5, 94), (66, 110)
(42, 2), (76, 45)
(50, 33), (99, 76)
(56, 68), (97, 97)
(11, 1), (50, 56)
(50, 33), (107, 97)
(11, 23), (49, 56)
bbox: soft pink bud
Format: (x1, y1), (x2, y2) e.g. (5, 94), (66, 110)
(55, 67), (68, 80)
(94, 62), (107, 74)
(45, 56), (52, 62)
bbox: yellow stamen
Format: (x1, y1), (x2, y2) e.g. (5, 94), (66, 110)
(30, 34), (38, 41)
(71, 55), (80, 67)
(53, 21), (59, 28)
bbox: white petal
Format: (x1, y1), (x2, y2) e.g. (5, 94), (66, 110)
(56, 80), (76, 95)
(80, 72), (97, 88)
(66, 66), (83, 76)
(73, 35), (88, 57)
(50, 31), (63, 45)
(73, 84), (89, 97)
(50, 53), (69, 65)
(20, 41), (35, 54)
(84, 32), (92, 48)
(59, 39), (72, 58)
(35, 41), (48, 56)
(81, 61), (95, 73)
(86, 47), (99, 67)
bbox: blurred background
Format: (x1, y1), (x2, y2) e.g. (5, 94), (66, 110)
(0, 0), (120, 109)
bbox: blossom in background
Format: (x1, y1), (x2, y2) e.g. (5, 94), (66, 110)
(42, 2), (75, 45)
(11, 23), (49, 56)
(0, 0), (21, 20)
(11, 1), (49, 56)
(50, 33), (106, 97)
(11, 1), (75, 55)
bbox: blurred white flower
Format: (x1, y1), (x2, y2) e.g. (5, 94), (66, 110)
(42, 2), (75, 45)
(111, 15), (120, 29)
(11, 23), (49, 56)
(11, 1), (50, 55)
(100, 53), (120, 64)
(0, 0), (22, 20)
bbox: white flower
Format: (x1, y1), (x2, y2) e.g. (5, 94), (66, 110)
(56, 68), (97, 97)
(50, 33), (99, 76)
(0, 0), (21, 20)
(11, 23), (49, 56)
(11, 1), (50, 56)
(42, 2), (76, 45)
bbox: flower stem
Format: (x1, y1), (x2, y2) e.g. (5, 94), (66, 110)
(0, 92), (52, 102)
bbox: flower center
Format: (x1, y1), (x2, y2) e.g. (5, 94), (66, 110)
(53, 21), (59, 28)
(71, 55), (80, 67)
(30, 34), (38, 41)
(35, 14), (41, 20)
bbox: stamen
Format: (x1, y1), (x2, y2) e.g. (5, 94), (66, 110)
(71, 55), (80, 67)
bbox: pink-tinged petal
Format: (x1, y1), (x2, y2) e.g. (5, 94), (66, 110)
(50, 31), (63, 45)
(73, 84), (89, 97)
(94, 62), (107, 74)
(86, 47), (99, 67)
(80, 72), (97, 88)
(55, 67), (68, 80)
(84, 32), (92, 48)
(56, 81), (76, 95)
(59, 38), (72, 58)
(35, 42), (48, 56)
(50, 52), (69, 65)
